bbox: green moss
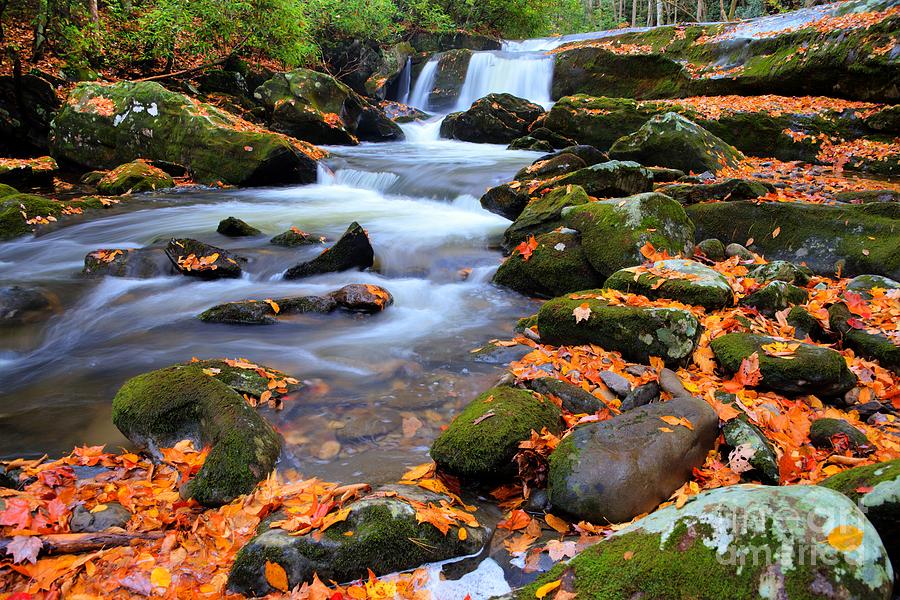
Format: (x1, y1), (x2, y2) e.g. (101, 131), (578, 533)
(96, 160), (174, 195)
(809, 418), (869, 450)
(494, 231), (603, 298)
(820, 459), (900, 504)
(516, 315), (538, 333)
(429, 386), (561, 479)
(740, 281), (809, 316)
(829, 302), (900, 372)
(0, 184), (18, 198)
(503, 185), (590, 247)
(721, 417), (780, 484)
(786, 306), (827, 341)
(603, 259), (734, 310)
(0, 193), (111, 241)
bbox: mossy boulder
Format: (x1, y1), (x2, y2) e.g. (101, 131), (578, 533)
(503, 184), (590, 247)
(199, 296), (337, 325)
(748, 260), (812, 286)
(809, 418), (870, 451)
(552, 160), (654, 199)
(253, 68), (403, 144)
(537, 294), (701, 367)
(609, 112), (744, 174)
(270, 227), (321, 247)
(722, 417), (780, 485)
(217, 216), (261, 237)
(845, 274), (900, 299)
(696, 238), (725, 261)
(0, 156), (58, 187)
(165, 238), (244, 279)
(710, 333), (857, 398)
(440, 93), (544, 143)
(564, 192), (695, 277)
(829, 302), (900, 373)
(51, 81), (321, 186)
(513, 152), (586, 182)
(83, 248), (175, 279)
(427, 49), (473, 111)
(493, 231), (603, 298)
(430, 386), (562, 479)
(0, 193), (106, 241)
(821, 459), (900, 569)
(520, 484), (893, 600)
(111, 363), (283, 506)
(96, 160), (174, 195)
(508, 127), (577, 151)
(836, 189), (900, 204)
(657, 178), (771, 204)
(687, 201), (900, 280)
(740, 281), (809, 316)
(786, 306), (828, 341)
(603, 258), (734, 310)
(479, 182), (529, 220)
(548, 395), (718, 523)
(283, 221), (374, 279)
(228, 485), (489, 595)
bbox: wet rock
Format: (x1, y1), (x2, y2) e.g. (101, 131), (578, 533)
(647, 167), (685, 183)
(710, 333), (857, 398)
(604, 258), (734, 310)
(408, 31), (500, 52)
(657, 178), (771, 204)
(598, 370), (631, 398)
(0, 285), (57, 325)
(527, 377), (605, 414)
(427, 49), (473, 111)
(696, 238), (725, 261)
(430, 386), (562, 479)
(809, 418), (870, 451)
(96, 160), (175, 195)
(619, 381), (660, 411)
(747, 260), (812, 286)
(513, 153), (586, 182)
(521, 485), (893, 600)
(821, 458), (900, 568)
(721, 417), (780, 484)
(740, 280), (809, 316)
(563, 192), (695, 277)
(657, 368), (691, 399)
(688, 201), (900, 280)
(165, 238), (244, 279)
(785, 306), (828, 341)
(329, 284), (393, 313)
(270, 227), (321, 247)
(552, 160), (653, 199)
(1, 192), (108, 241)
(440, 93), (544, 144)
(537, 294), (700, 368)
(0, 156), (58, 187)
(503, 185), (590, 247)
(217, 216), (261, 237)
(538, 145), (607, 167)
(829, 302), (900, 373)
(51, 81), (321, 186)
(254, 68), (403, 144)
(609, 113), (744, 174)
(509, 127), (576, 151)
(195, 69), (249, 98)
(112, 362), (283, 506)
(70, 502), (131, 532)
(284, 222), (374, 279)
(365, 42), (415, 99)
(199, 295), (338, 324)
(470, 341), (532, 365)
(228, 485), (489, 595)
(845, 274), (900, 299)
(321, 38), (385, 96)
(725, 242), (754, 260)
(479, 182), (529, 220)
(83, 248), (175, 278)
(507, 136), (553, 152)
(381, 101), (429, 123)
(548, 395), (717, 523)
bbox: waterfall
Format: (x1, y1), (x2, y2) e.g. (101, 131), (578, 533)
(453, 51), (555, 111)
(407, 56), (440, 111)
(396, 58), (412, 105)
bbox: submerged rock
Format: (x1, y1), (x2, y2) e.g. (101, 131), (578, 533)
(96, 160), (174, 195)
(430, 386), (562, 479)
(283, 222), (374, 279)
(217, 216), (261, 237)
(608, 112), (744, 174)
(440, 93), (544, 143)
(493, 231), (603, 298)
(0, 285), (57, 325)
(537, 293), (701, 367)
(83, 248), (175, 279)
(604, 258), (734, 310)
(548, 395), (717, 523)
(710, 333), (857, 398)
(165, 238), (244, 279)
(521, 485), (893, 600)
(112, 362), (283, 506)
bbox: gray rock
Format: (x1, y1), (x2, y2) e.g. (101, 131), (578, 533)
(620, 381), (660, 411)
(284, 222), (373, 279)
(598, 370), (631, 398)
(0, 285), (57, 325)
(528, 377), (606, 414)
(70, 502), (131, 532)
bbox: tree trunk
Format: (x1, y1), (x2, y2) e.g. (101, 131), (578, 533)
(720, 0), (726, 19)
(632, 0), (637, 25)
(87, 0), (98, 24)
(728, 0), (739, 20)
(656, 0), (663, 25)
(33, 0), (50, 60)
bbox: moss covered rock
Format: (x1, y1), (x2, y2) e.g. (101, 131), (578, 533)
(845, 274), (900, 299)
(493, 231), (603, 298)
(513, 152), (586, 182)
(479, 182), (529, 220)
(521, 484), (893, 600)
(427, 49), (473, 111)
(696, 238), (726, 261)
(828, 302), (900, 373)
(270, 227), (321, 247)
(657, 178), (771, 204)
(0, 193), (106, 241)
(740, 281), (809, 316)
(112, 363), (282, 506)
(786, 306), (828, 341)
(253, 68), (402, 144)
(165, 238), (244, 279)
(687, 201), (900, 280)
(96, 160), (174, 195)
(83, 248), (175, 279)
(552, 160), (654, 199)
(0, 156), (58, 187)
(51, 81), (321, 186)
(564, 192), (695, 277)
(228, 485), (488, 595)
(527, 376), (606, 414)
(503, 185), (590, 247)
(748, 260), (813, 286)
(548, 395), (718, 523)
(430, 386), (562, 479)
(710, 333), (857, 398)
(722, 417), (780, 485)
(809, 418), (870, 450)
(537, 293), (701, 367)
(609, 112), (744, 174)
(217, 216), (261, 237)
(283, 221), (373, 279)
(604, 258), (734, 310)
(440, 93), (544, 143)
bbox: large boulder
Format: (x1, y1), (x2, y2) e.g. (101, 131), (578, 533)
(51, 81), (321, 186)
(548, 395), (718, 523)
(480, 182), (529, 220)
(604, 258), (734, 310)
(0, 73), (60, 152)
(427, 49), (473, 111)
(537, 294), (701, 367)
(493, 231), (603, 298)
(165, 238), (244, 279)
(687, 201), (900, 280)
(520, 485), (893, 600)
(0, 156), (58, 187)
(551, 160), (653, 199)
(228, 485), (488, 596)
(253, 69), (403, 144)
(111, 362), (283, 506)
(564, 192), (695, 277)
(710, 333), (857, 398)
(608, 112), (744, 174)
(96, 160), (174, 195)
(283, 222), (374, 279)
(440, 93), (544, 143)
(503, 184), (590, 247)
(430, 386), (562, 479)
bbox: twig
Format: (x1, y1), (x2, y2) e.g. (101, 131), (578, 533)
(0, 531), (165, 557)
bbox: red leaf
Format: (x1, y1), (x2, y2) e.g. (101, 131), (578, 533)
(0, 498), (33, 529)
(515, 236), (538, 261)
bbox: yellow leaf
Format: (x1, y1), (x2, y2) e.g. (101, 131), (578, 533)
(266, 299), (280, 314)
(827, 525), (863, 552)
(544, 513), (570, 533)
(458, 527), (468, 540)
(150, 566), (171, 589)
(535, 579), (562, 598)
(401, 462), (434, 481)
(89, 504), (108, 513)
(658, 426), (674, 433)
(320, 507), (351, 531)
(265, 560), (289, 592)
(772, 226), (781, 238)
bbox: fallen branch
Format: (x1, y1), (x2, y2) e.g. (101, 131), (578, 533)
(0, 531), (165, 557)
(133, 57), (229, 83)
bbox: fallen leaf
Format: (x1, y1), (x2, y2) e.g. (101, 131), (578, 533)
(827, 525), (863, 552)
(573, 303), (591, 323)
(6, 535), (42, 564)
(402, 416), (423, 438)
(535, 579), (562, 598)
(544, 513), (570, 533)
(265, 560), (289, 592)
(150, 566), (171, 589)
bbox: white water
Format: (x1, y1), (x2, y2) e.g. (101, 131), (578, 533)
(453, 51), (554, 111)
(407, 57), (440, 111)
(396, 57), (412, 105)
